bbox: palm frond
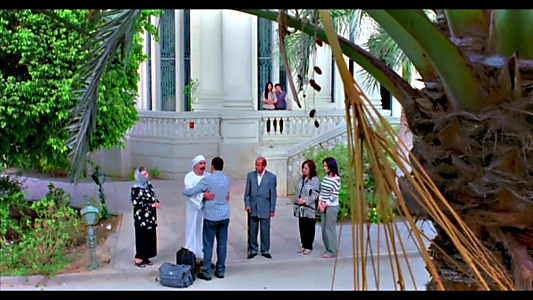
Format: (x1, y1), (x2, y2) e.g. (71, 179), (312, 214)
(359, 26), (415, 93)
(357, 9), (435, 93)
(274, 9), (374, 103)
(65, 9), (141, 183)
(281, 26), (316, 92)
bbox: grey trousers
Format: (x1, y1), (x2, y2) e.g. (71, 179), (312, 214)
(321, 205), (339, 256)
(247, 215), (271, 255)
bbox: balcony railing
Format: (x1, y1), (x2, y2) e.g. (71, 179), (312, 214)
(128, 109), (348, 142)
(128, 111), (221, 140)
(259, 110), (346, 137)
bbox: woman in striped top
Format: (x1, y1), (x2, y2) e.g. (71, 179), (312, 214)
(318, 157), (341, 258)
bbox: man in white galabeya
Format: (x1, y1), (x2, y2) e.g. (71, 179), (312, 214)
(183, 154), (213, 264)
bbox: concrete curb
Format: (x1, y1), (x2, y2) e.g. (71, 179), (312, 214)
(106, 213), (123, 270)
(0, 249), (422, 286)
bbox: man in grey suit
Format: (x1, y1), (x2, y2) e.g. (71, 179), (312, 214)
(244, 157), (277, 259)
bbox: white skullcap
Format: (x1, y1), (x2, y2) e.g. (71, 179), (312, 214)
(192, 155), (206, 169)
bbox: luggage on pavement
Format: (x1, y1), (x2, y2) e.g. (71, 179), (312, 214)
(176, 247), (197, 280)
(156, 262), (194, 288)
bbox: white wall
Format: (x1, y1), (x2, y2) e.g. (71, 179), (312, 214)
(137, 10), (399, 116)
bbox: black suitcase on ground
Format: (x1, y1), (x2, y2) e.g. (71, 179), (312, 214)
(176, 247), (197, 280)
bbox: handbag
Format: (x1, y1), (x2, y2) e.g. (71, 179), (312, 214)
(156, 262), (194, 288)
(293, 178), (305, 217)
(294, 178), (318, 217)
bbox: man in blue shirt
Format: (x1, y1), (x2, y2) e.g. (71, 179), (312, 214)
(274, 83), (292, 110)
(182, 157), (231, 280)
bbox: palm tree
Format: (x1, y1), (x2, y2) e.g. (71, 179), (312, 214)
(243, 9), (532, 290)
(34, 9), (532, 289)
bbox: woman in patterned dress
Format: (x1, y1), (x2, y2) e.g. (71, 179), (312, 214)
(131, 167), (160, 268)
(293, 160), (320, 255)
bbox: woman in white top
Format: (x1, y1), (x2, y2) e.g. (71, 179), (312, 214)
(262, 81), (276, 110)
(318, 157), (341, 258)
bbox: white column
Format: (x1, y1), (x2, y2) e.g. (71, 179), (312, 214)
(391, 64), (407, 118)
(221, 10), (254, 110)
(333, 55), (349, 110)
(190, 9), (223, 111)
(271, 23), (280, 85)
(309, 46), (333, 110)
(251, 15), (258, 109)
(138, 30), (149, 110)
(174, 10), (185, 112)
(150, 16), (161, 111)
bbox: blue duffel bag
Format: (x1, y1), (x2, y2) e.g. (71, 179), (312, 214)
(156, 262), (194, 288)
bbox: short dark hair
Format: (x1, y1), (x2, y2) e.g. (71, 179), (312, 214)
(211, 157), (224, 171)
(322, 157), (339, 176)
(138, 167), (145, 172)
(302, 160), (317, 178)
(274, 83), (281, 88)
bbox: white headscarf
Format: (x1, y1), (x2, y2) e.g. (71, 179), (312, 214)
(192, 155), (206, 169)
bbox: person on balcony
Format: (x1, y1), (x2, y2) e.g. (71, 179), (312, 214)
(293, 160), (320, 255)
(130, 167), (160, 268)
(244, 157), (278, 259)
(318, 157), (341, 259)
(183, 154), (211, 265)
(274, 83), (293, 111)
(262, 81), (276, 110)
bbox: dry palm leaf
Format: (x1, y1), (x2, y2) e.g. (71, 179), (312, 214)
(319, 10), (514, 291)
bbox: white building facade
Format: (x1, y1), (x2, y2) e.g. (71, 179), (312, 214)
(93, 10), (403, 196)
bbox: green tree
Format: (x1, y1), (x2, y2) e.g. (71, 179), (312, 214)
(0, 9), (157, 174)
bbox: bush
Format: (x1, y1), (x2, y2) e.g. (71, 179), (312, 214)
(0, 177), (84, 276)
(303, 137), (399, 223)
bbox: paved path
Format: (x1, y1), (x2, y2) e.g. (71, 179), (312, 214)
(1, 255), (431, 290)
(15, 176), (435, 285)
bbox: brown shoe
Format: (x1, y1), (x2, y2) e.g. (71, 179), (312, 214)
(297, 248), (305, 253)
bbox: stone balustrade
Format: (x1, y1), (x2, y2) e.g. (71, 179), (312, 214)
(128, 110), (221, 140)
(130, 109), (348, 142)
(259, 110), (346, 136)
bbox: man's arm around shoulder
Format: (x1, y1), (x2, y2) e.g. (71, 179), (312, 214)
(183, 176), (209, 197)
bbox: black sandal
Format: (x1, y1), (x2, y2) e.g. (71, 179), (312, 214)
(144, 259), (154, 266)
(134, 261), (146, 268)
